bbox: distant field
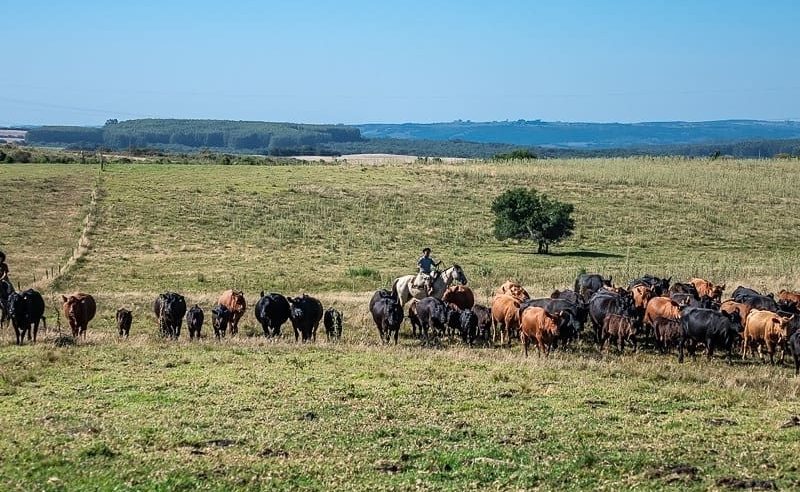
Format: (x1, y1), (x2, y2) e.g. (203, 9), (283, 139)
(1, 157), (800, 490)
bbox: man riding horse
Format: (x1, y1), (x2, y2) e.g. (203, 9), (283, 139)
(414, 248), (442, 295)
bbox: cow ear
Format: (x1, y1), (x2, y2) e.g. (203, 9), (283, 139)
(720, 284), (726, 290)
(61, 295), (68, 303)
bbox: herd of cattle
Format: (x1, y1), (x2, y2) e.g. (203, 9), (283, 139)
(0, 283), (344, 346)
(370, 272), (800, 373)
(3, 272), (800, 373)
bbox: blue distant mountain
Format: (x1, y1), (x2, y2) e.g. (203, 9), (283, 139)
(356, 119), (800, 149)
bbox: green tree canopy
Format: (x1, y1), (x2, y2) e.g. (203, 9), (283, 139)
(491, 188), (575, 254)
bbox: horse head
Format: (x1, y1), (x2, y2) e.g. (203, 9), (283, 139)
(445, 264), (468, 286)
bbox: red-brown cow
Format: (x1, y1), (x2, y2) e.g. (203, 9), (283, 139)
(519, 306), (562, 357)
(442, 285), (475, 309)
(491, 294), (521, 347)
(689, 278), (725, 302)
(62, 293), (96, 339)
(743, 309), (794, 364)
(218, 290), (246, 335)
(495, 281), (530, 302)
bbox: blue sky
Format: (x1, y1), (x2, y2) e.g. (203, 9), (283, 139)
(2, 0), (799, 125)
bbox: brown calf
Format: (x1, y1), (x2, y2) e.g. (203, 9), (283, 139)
(652, 316), (682, 354)
(601, 313), (638, 353)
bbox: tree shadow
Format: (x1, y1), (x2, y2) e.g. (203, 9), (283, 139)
(519, 250), (623, 259)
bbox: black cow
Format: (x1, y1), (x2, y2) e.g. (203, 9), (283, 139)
(116, 308), (132, 338)
(732, 286), (763, 301)
(678, 307), (743, 363)
(211, 304), (231, 339)
(369, 289), (397, 311)
(0, 278), (14, 329)
(323, 307), (343, 341)
(574, 273), (613, 303)
(371, 295), (403, 344)
(521, 297), (582, 344)
(415, 297), (451, 338)
(153, 292), (187, 339)
(789, 330), (800, 375)
(254, 292), (291, 337)
(588, 290), (635, 345)
(629, 275), (671, 296)
(670, 293), (718, 309)
(669, 282), (699, 298)
(459, 308), (479, 345)
(185, 305), (204, 340)
(471, 304), (493, 342)
(287, 294), (324, 342)
(7, 289), (46, 345)
(736, 294), (779, 313)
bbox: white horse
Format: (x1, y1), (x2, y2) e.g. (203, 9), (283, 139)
(391, 265), (468, 307)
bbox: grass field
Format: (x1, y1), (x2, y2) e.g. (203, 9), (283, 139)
(2, 157), (800, 490)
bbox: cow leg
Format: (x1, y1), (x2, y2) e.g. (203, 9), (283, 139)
(618, 335), (624, 354)
(795, 351), (800, 376)
(706, 338), (714, 360)
(32, 321), (39, 344)
(678, 338), (685, 363)
(393, 328), (399, 345)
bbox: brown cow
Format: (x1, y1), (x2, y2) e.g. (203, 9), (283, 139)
(778, 290), (800, 308)
(472, 304), (492, 341)
(218, 290), (246, 335)
(643, 296), (682, 328)
(61, 293), (96, 339)
(491, 294), (521, 347)
(630, 285), (654, 316)
(519, 306), (562, 357)
(720, 300), (752, 327)
(743, 309), (794, 364)
(601, 313), (638, 353)
(495, 281), (530, 302)
(443, 285), (475, 309)
(689, 278), (725, 301)
(652, 316), (682, 354)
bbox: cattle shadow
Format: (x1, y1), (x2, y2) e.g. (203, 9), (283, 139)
(519, 250), (623, 259)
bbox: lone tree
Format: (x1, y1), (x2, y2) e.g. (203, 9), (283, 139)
(491, 188), (575, 254)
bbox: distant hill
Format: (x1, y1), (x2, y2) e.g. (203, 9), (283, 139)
(357, 119), (800, 149)
(26, 119), (363, 155)
(18, 118), (800, 158)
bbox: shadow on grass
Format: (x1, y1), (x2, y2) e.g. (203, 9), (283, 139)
(519, 250), (624, 259)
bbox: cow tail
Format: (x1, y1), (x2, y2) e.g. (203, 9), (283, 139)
(391, 279), (399, 300)
(41, 316), (47, 334)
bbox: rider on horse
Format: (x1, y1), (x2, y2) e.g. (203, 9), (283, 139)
(414, 248), (442, 295)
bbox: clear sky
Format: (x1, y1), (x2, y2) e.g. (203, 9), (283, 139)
(3, 0), (799, 125)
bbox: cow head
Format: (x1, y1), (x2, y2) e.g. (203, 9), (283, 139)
(7, 291), (23, 321)
(724, 310), (744, 332)
(384, 299), (404, 329)
(61, 296), (80, 319)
